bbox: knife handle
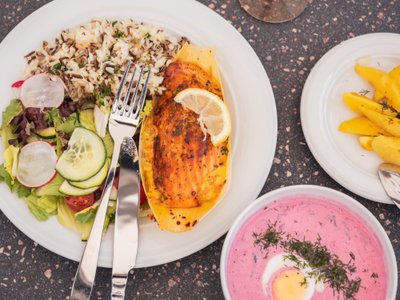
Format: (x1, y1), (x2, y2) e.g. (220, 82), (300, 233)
(111, 137), (140, 299)
(111, 275), (128, 299)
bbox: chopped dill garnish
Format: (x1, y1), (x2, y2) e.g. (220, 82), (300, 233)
(371, 272), (379, 279)
(382, 101), (390, 110)
(253, 222), (282, 255)
(254, 222), (368, 300)
(143, 32), (151, 39)
(358, 89), (370, 96)
(112, 20), (118, 27)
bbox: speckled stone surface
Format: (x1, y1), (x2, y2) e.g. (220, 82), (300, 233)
(1, 0), (400, 299)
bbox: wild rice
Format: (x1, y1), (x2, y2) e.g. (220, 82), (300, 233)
(24, 19), (188, 106)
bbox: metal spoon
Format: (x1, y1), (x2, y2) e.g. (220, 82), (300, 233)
(378, 163), (400, 208)
(239, 0), (312, 23)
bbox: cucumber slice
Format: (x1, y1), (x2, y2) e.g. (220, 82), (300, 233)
(56, 127), (106, 181)
(69, 159), (109, 189)
(59, 180), (99, 196)
(36, 127), (56, 138)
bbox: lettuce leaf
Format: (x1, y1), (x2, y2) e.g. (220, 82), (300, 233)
(24, 194), (58, 221)
(73, 200), (116, 239)
(0, 163), (12, 188)
(79, 109), (96, 132)
(36, 195), (59, 214)
(74, 202), (99, 224)
(1, 125), (17, 149)
(57, 199), (94, 241)
(1, 99), (23, 128)
(35, 173), (64, 196)
(0, 164), (30, 197)
(3, 145), (19, 180)
(48, 109), (80, 134)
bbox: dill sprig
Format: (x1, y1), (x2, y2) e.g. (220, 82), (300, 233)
(253, 223), (369, 300)
(358, 88), (370, 96)
(253, 222), (282, 256)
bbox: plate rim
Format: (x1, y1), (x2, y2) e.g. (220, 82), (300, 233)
(0, 0), (278, 267)
(300, 32), (400, 205)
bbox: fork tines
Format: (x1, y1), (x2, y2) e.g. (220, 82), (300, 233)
(112, 62), (151, 119)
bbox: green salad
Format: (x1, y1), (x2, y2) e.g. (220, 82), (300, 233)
(0, 82), (118, 240)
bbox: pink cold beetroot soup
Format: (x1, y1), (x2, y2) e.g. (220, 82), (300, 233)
(226, 195), (387, 300)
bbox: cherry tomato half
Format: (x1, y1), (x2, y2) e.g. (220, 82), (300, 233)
(66, 193), (95, 212)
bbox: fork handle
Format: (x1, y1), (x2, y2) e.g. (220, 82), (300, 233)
(70, 139), (122, 300)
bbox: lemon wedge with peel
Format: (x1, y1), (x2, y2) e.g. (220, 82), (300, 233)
(174, 88), (231, 145)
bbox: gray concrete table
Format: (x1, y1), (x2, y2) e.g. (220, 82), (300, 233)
(1, 0), (399, 299)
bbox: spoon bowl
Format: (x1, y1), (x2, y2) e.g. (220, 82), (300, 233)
(378, 163), (400, 208)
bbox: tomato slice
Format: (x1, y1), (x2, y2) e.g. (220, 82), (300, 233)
(66, 193), (95, 212)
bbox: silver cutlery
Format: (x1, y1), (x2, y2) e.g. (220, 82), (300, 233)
(378, 162), (400, 209)
(111, 136), (140, 299)
(70, 62), (151, 300)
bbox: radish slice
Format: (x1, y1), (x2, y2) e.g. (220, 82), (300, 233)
(20, 73), (65, 108)
(11, 80), (25, 88)
(17, 141), (58, 188)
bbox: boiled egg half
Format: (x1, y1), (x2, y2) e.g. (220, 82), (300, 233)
(261, 253), (324, 300)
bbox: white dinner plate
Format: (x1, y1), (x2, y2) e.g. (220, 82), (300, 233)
(0, 0), (277, 267)
(301, 33), (400, 205)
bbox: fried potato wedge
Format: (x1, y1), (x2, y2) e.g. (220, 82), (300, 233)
(139, 44), (230, 233)
(374, 66), (400, 101)
(359, 136), (374, 151)
(355, 64), (400, 111)
(371, 135), (400, 166)
(343, 92), (396, 117)
(359, 106), (400, 137)
(339, 117), (389, 136)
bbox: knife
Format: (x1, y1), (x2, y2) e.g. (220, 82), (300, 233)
(111, 136), (140, 299)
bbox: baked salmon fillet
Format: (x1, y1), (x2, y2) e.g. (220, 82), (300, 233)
(139, 44), (230, 232)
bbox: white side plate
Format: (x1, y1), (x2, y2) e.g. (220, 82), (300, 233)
(301, 33), (400, 204)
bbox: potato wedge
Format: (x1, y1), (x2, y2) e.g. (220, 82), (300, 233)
(373, 91), (384, 102)
(355, 64), (400, 111)
(373, 66), (400, 101)
(343, 92), (396, 117)
(339, 117), (389, 136)
(371, 135), (400, 166)
(390, 66), (400, 81)
(359, 136), (374, 150)
(359, 106), (400, 137)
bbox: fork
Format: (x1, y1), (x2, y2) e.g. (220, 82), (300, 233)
(70, 62), (151, 300)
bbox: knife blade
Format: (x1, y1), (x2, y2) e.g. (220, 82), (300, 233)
(111, 137), (140, 299)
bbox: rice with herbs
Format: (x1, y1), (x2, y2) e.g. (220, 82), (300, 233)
(24, 19), (188, 106)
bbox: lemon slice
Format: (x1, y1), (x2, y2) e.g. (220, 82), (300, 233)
(174, 88), (231, 145)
